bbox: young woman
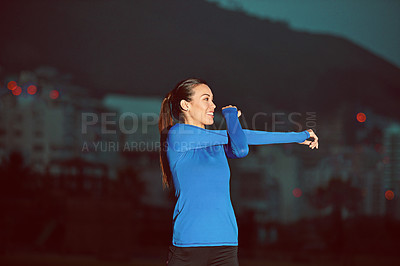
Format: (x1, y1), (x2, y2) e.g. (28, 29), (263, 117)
(158, 78), (318, 266)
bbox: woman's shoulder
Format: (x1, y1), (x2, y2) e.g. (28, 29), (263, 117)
(167, 124), (212, 143)
(169, 123), (204, 134)
(169, 123), (184, 134)
(168, 123), (227, 140)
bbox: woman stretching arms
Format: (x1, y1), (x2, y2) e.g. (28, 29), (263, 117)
(158, 78), (318, 266)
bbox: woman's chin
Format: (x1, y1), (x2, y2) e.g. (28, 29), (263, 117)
(204, 119), (214, 126)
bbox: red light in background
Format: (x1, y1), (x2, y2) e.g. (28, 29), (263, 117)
(27, 85), (37, 95)
(292, 188), (302, 198)
(49, 90), (59, 99)
(385, 190), (394, 200)
(7, 81), (17, 90)
(356, 112), (366, 123)
(12, 86), (22, 96)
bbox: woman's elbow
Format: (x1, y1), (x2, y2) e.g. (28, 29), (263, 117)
(235, 146), (249, 158)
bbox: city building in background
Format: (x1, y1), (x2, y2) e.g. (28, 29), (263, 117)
(384, 123), (400, 219)
(1, 66), (399, 225)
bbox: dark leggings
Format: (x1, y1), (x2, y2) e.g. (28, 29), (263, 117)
(166, 245), (239, 266)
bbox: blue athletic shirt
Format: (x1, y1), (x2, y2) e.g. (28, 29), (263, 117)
(166, 107), (310, 247)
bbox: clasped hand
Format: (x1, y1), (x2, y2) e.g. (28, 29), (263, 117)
(299, 129), (319, 149)
(222, 105), (241, 117)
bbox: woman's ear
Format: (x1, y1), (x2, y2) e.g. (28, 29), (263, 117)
(180, 99), (190, 111)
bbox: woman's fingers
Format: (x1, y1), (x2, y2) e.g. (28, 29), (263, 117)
(222, 105), (241, 117)
(312, 132), (319, 149)
(306, 129), (319, 149)
(309, 130), (319, 141)
(299, 137), (319, 149)
(222, 105), (237, 110)
(310, 140), (318, 149)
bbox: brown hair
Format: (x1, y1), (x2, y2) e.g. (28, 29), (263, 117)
(158, 78), (207, 188)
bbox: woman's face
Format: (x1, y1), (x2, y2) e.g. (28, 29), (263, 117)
(182, 84), (216, 128)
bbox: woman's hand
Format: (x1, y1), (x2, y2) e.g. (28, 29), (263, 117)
(299, 129), (319, 149)
(222, 105), (241, 117)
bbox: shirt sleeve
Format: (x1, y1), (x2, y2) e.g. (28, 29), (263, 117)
(167, 124), (227, 152)
(166, 107), (248, 159)
(222, 108), (249, 159)
(243, 129), (310, 145)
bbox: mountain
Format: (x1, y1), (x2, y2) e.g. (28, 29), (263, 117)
(1, 0), (399, 121)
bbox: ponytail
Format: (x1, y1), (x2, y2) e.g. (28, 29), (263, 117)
(158, 78), (207, 189)
(159, 93), (174, 189)
(159, 93), (174, 134)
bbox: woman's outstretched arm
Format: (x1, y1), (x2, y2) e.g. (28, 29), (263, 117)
(167, 109), (318, 154)
(243, 128), (318, 149)
(243, 129), (310, 145)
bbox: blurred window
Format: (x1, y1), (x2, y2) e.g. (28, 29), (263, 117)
(14, 113), (23, 122)
(32, 108), (43, 116)
(34, 131), (44, 138)
(33, 144), (44, 152)
(14, 130), (22, 137)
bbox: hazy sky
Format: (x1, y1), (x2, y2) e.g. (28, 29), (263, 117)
(207, 0), (400, 68)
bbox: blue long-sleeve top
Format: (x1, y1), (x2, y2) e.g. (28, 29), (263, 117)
(166, 107), (310, 247)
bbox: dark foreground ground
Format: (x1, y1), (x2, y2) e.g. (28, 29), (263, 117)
(1, 251), (399, 266)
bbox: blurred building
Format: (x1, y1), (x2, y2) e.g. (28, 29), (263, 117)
(383, 123), (400, 219)
(0, 68), (119, 178)
(0, 68), (173, 208)
(103, 94), (161, 152)
(232, 145), (303, 224)
(103, 94), (169, 207)
(2, 67), (399, 217)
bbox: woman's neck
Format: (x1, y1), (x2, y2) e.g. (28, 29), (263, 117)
(182, 118), (205, 129)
